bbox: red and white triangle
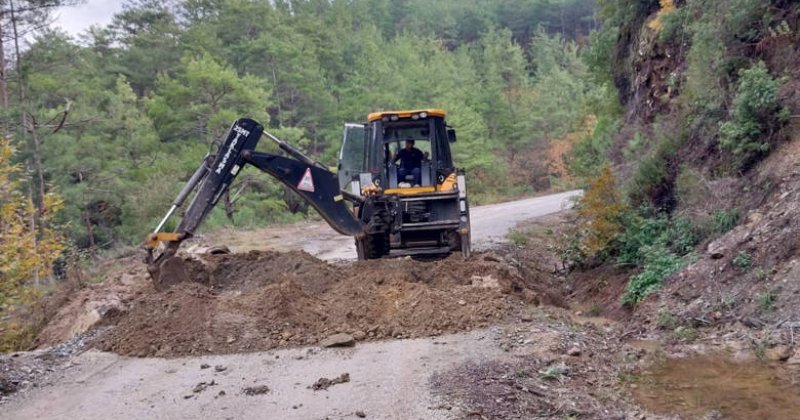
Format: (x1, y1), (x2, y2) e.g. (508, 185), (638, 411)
(297, 167), (315, 193)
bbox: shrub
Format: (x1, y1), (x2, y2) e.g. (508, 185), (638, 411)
(656, 309), (678, 329)
(658, 4), (689, 44)
(1, 139), (65, 351)
(567, 116), (619, 179)
(616, 207), (698, 305)
(719, 61), (789, 166)
(507, 230), (530, 246)
(733, 251), (752, 270)
(616, 209), (698, 265)
(623, 244), (691, 305)
(626, 126), (683, 210)
(708, 209), (739, 235)
(576, 166), (626, 258)
(756, 290), (776, 312)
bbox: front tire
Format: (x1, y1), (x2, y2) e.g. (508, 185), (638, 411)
(356, 208), (391, 260)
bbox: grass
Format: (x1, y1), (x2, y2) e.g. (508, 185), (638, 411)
(709, 209), (739, 236)
(539, 364), (570, 380)
(757, 291), (776, 312)
(673, 325), (698, 342)
(656, 309), (678, 330)
(733, 251), (752, 270)
(753, 268), (769, 281)
(508, 230), (531, 246)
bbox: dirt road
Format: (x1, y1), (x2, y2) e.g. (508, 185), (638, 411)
(4, 330), (512, 420)
(0, 192), (581, 420)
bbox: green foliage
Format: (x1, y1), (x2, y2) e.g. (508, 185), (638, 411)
(1, 139), (65, 351)
(658, 5), (689, 44)
(753, 267), (769, 281)
(626, 127), (684, 209)
(623, 244), (692, 305)
(656, 309), (678, 330)
(708, 209), (740, 235)
(673, 325), (698, 342)
(610, 208), (698, 305)
(623, 132), (646, 162)
(508, 230), (531, 246)
(756, 290), (776, 312)
(568, 115), (620, 178)
(732, 251), (752, 270)
(0, 0), (600, 249)
(719, 61), (789, 165)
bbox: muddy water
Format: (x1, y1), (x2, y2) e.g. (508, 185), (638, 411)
(633, 355), (800, 419)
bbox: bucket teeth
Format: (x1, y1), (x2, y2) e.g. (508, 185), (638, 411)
(149, 256), (190, 291)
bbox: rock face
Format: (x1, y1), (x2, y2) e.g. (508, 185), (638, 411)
(320, 333), (356, 348)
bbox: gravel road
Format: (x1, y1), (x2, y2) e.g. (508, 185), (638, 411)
(0, 191), (580, 420)
(213, 190), (581, 261)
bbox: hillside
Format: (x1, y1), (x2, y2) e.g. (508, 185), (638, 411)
(561, 0), (800, 345)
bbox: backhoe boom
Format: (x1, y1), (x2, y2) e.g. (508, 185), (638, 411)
(145, 118), (364, 289)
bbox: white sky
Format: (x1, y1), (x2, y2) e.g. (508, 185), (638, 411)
(52, 0), (125, 36)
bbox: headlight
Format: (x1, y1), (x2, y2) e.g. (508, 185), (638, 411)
(419, 111), (428, 118)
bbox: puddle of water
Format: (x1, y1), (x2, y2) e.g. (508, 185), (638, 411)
(633, 355), (800, 419)
(568, 306), (618, 327)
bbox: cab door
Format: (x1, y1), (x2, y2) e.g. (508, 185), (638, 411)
(338, 123), (369, 190)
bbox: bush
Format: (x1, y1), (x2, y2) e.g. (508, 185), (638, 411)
(719, 61), (789, 166)
(658, 4), (689, 44)
(626, 126), (683, 210)
(614, 207), (698, 305)
(733, 250), (752, 270)
(617, 209), (698, 264)
(623, 244), (691, 305)
(575, 166), (626, 259)
(708, 209), (739, 235)
(567, 115), (620, 179)
(757, 290), (776, 312)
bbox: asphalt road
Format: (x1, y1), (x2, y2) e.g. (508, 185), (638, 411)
(0, 191), (580, 420)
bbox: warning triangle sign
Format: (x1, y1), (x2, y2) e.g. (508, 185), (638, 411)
(297, 167), (315, 193)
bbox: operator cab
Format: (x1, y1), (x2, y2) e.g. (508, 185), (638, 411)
(338, 109), (457, 194)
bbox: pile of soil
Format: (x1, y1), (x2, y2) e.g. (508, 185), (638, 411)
(91, 250), (543, 357)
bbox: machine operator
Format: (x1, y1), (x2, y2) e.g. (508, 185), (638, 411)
(394, 139), (424, 186)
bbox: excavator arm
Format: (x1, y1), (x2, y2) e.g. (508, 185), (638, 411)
(145, 118), (365, 289)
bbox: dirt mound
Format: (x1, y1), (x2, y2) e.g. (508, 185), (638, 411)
(91, 251), (542, 357)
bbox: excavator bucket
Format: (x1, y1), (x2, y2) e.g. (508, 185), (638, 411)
(147, 245), (230, 291)
(149, 256), (190, 291)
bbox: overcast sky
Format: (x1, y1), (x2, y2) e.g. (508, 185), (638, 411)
(53, 0), (125, 36)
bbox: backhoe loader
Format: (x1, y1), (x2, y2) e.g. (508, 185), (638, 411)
(145, 109), (471, 289)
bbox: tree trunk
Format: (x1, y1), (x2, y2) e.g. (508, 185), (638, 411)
(10, 0), (45, 224)
(28, 116), (46, 222)
(27, 163), (40, 287)
(78, 172), (96, 250)
(0, 17), (8, 138)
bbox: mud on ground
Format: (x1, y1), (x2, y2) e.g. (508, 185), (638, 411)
(88, 250), (544, 357)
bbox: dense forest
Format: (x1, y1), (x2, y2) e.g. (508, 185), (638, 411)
(1, 0), (600, 251)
